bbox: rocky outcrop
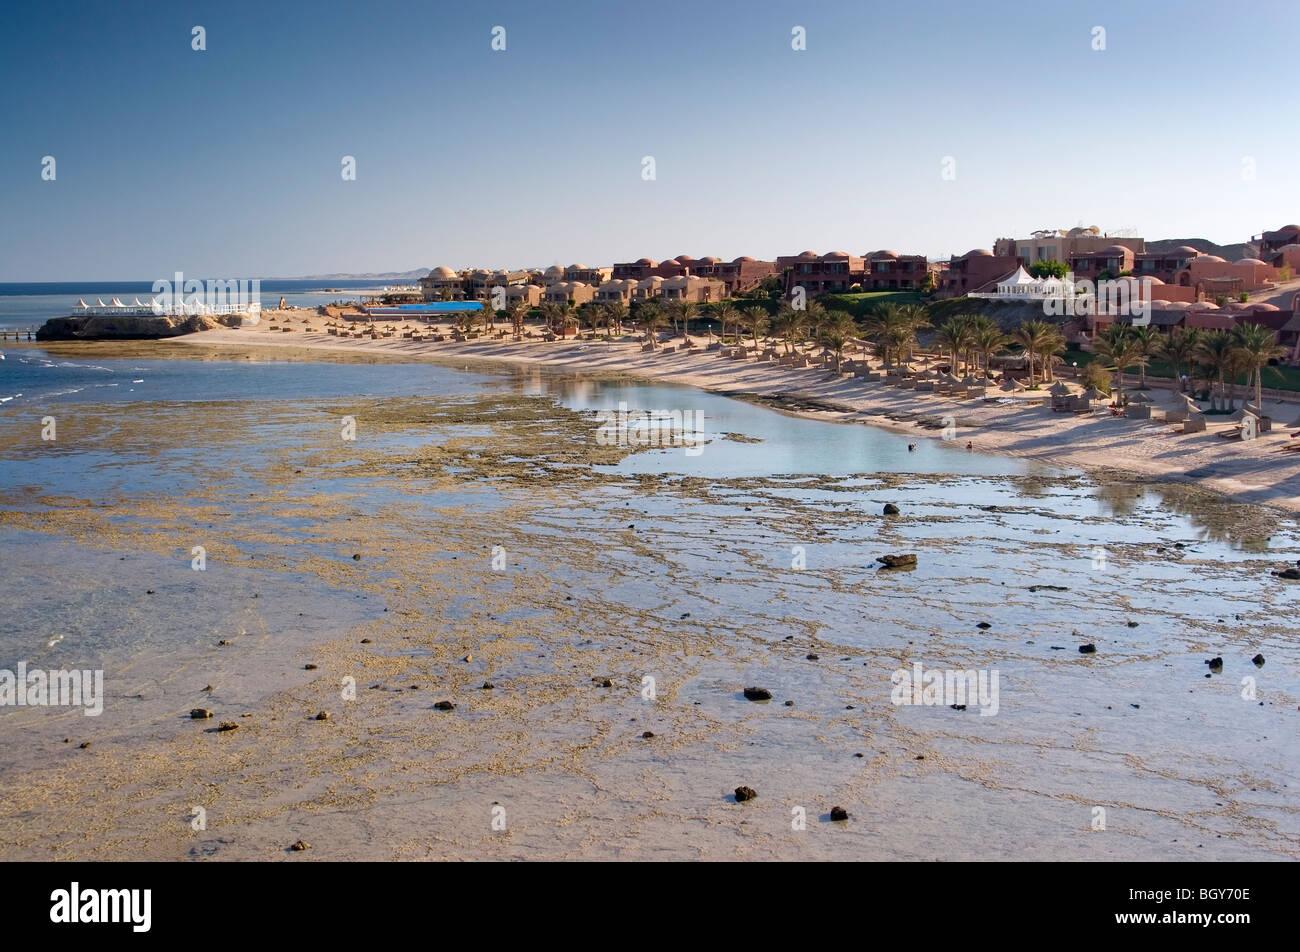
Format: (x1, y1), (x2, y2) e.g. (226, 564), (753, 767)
(36, 313), (233, 341)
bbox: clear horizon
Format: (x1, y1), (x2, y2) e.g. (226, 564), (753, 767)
(3, 0), (1297, 281)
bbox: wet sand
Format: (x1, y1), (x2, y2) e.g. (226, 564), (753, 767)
(143, 315), (1300, 513)
(0, 366), (1296, 860)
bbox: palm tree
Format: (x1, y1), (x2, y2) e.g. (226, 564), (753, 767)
(772, 302), (805, 355)
(817, 312), (858, 372)
(605, 300), (627, 337)
(1093, 324), (1142, 404)
(538, 302), (564, 335)
(1013, 320), (1066, 386)
(896, 305), (931, 370)
(970, 318), (1009, 378)
(1195, 330), (1235, 411)
(1129, 324), (1162, 389)
(863, 303), (929, 370)
(742, 306), (769, 351)
(934, 314), (976, 375)
(680, 301), (698, 341)
(714, 304), (739, 342)
(639, 302), (666, 348)
(1231, 322), (1287, 410)
(1159, 327), (1201, 392)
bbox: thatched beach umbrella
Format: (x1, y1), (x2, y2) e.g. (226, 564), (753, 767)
(1081, 386), (1108, 402)
(999, 379), (1019, 393)
(1048, 381), (1071, 397)
(1128, 391), (1152, 404)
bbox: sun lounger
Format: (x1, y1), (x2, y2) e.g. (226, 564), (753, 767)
(1181, 416), (1206, 433)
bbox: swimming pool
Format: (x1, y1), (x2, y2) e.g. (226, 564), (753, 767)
(364, 301), (486, 315)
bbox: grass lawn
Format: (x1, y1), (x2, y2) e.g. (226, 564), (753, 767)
(815, 291), (924, 316)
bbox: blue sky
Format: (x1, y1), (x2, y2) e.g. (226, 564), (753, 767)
(2, 0), (1297, 280)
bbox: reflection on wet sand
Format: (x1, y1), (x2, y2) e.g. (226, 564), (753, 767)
(0, 361), (1296, 860)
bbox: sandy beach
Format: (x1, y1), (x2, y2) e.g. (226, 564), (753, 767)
(164, 310), (1300, 513)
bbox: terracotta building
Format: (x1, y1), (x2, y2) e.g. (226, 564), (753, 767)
(937, 249), (1021, 297)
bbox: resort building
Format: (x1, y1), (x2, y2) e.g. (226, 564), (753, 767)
(1256, 223), (1300, 257)
(863, 250), (933, 290)
(777, 251), (866, 296)
(1069, 244), (1136, 279)
(420, 266), (464, 300)
(611, 258), (671, 281)
(594, 278), (638, 305)
(563, 264), (611, 284)
(543, 281), (595, 307)
(1171, 254), (1277, 295)
(689, 256), (778, 294)
(660, 275), (727, 303)
(633, 276), (666, 300)
(1133, 246), (1201, 283)
(936, 249), (1022, 297)
(504, 284), (543, 307)
(993, 228), (1144, 264)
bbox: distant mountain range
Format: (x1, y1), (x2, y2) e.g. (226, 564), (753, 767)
(1146, 238), (1256, 260)
(280, 269), (431, 281)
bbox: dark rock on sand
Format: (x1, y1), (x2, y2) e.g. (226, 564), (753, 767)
(216, 722), (239, 732)
(806, 653), (820, 660)
(1028, 585), (1069, 592)
(976, 622), (991, 629)
(830, 806), (849, 821)
(784, 700), (794, 707)
(1252, 654), (1265, 667)
(1274, 567), (1300, 579)
(352, 553), (361, 561)
(290, 840), (310, 852)
(734, 786), (758, 802)
(1206, 657), (1223, 672)
(743, 687), (772, 701)
(876, 553), (917, 568)
(642, 731), (655, 738)
(481, 682), (495, 690)
(1078, 644), (1097, 654)
(190, 708), (213, 719)
(314, 711), (330, 721)
(434, 701), (456, 711)
(883, 504), (900, 516)
(950, 704), (966, 711)
(304, 664), (317, 670)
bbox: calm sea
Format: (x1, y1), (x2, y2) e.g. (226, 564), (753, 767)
(0, 280), (391, 331)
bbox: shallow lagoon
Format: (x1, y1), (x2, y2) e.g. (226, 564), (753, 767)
(0, 350), (1296, 860)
